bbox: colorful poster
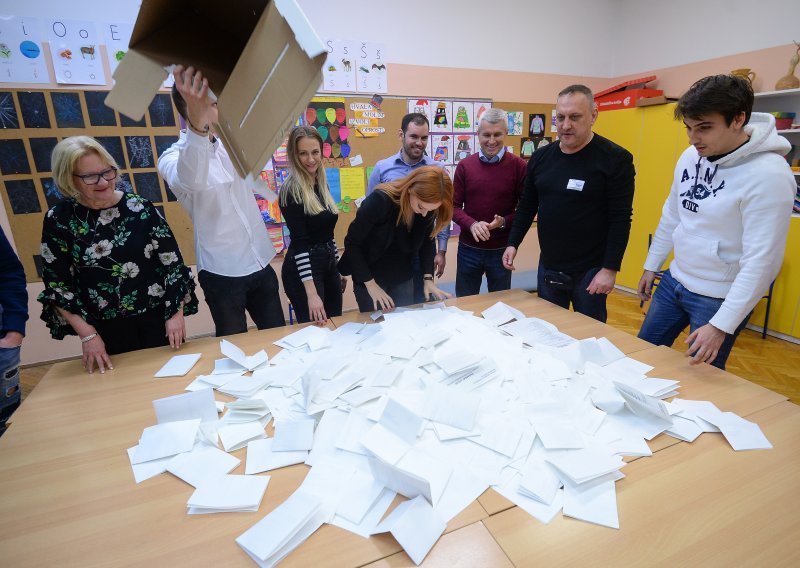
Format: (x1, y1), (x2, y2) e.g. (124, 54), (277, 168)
(429, 100), (452, 134)
(452, 101), (474, 131)
(340, 167), (365, 200)
(529, 113), (546, 136)
(0, 17), (50, 84)
(102, 22), (133, 78)
(551, 109), (558, 133)
(430, 134), (453, 166)
(520, 137), (536, 159)
(355, 42), (387, 94)
(326, 168), (341, 202)
(47, 19), (107, 85)
(453, 134), (475, 163)
(473, 102), (491, 127)
(407, 98), (432, 124)
(306, 97), (350, 166)
(348, 101), (384, 138)
(507, 111), (523, 135)
(267, 226), (286, 253)
(321, 38), (357, 92)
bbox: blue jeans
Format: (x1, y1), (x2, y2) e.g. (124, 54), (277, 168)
(537, 261), (607, 322)
(638, 270), (750, 370)
(455, 244), (512, 297)
(0, 344), (21, 432)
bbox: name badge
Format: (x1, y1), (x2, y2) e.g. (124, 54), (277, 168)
(567, 179), (585, 191)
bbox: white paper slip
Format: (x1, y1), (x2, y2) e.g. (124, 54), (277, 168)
(337, 386), (383, 407)
(236, 490), (325, 567)
(373, 495), (446, 565)
(613, 381), (673, 426)
(665, 415), (703, 442)
(167, 446), (240, 487)
(272, 418), (315, 451)
(276, 324), (328, 349)
(154, 353), (202, 378)
(334, 469), (385, 524)
(518, 458), (562, 505)
(153, 388), (218, 424)
(331, 487), (396, 538)
(544, 447), (625, 484)
(127, 446), (171, 483)
(369, 457), (434, 503)
(397, 447), (453, 507)
(531, 419), (584, 450)
(218, 421), (266, 452)
(245, 438), (308, 474)
(335, 409), (373, 456)
(494, 474), (564, 524)
(132, 418), (201, 464)
(562, 478), (619, 529)
(220, 339), (268, 371)
(481, 301), (524, 325)
(213, 357), (251, 375)
(699, 411), (773, 451)
(432, 465), (488, 523)
(187, 474), (269, 513)
(422, 383), (480, 431)
(193, 372), (245, 388)
(435, 350), (482, 375)
(216, 374), (272, 398)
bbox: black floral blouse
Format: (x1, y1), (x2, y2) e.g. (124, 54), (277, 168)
(37, 192), (198, 340)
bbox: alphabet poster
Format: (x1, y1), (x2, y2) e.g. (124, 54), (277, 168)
(102, 22), (133, 78)
(47, 19), (107, 85)
(0, 17), (50, 84)
(355, 42), (387, 94)
(322, 38), (357, 93)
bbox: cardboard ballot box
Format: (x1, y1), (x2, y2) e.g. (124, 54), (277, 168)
(594, 76), (663, 112)
(106, 0), (326, 179)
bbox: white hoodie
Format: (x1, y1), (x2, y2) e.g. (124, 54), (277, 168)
(644, 112), (796, 334)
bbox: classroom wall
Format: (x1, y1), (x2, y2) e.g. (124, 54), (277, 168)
(3, 0), (799, 365)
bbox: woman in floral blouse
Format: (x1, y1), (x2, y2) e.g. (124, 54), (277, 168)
(38, 136), (198, 373)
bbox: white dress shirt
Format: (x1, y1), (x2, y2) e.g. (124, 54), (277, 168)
(157, 129), (276, 277)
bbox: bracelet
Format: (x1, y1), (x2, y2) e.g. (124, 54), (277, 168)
(423, 276), (434, 281)
(80, 333), (98, 343)
(186, 117), (209, 135)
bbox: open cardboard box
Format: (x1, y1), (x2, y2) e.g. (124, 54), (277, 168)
(594, 76), (663, 112)
(106, 0), (326, 180)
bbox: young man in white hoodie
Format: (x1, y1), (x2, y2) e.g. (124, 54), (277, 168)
(637, 74), (795, 370)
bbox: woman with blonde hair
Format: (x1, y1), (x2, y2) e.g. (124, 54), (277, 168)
(279, 126), (345, 323)
(38, 136), (197, 373)
(338, 165), (453, 311)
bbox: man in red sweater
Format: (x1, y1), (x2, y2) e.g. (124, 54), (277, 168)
(452, 108), (527, 297)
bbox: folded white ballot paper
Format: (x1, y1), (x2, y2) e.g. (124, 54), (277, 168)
(237, 490), (326, 567)
(220, 339), (268, 371)
(245, 438), (308, 474)
(373, 495), (446, 566)
(153, 388), (218, 424)
(132, 418), (201, 464)
(167, 445), (240, 487)
(272, 418), (315, 451)
(218, 421), (266, 452)
(697, 411), (773, 451)
(187, 473), (270, 514)
(127, 445), (172, 483)
(154, 353), (202, 378)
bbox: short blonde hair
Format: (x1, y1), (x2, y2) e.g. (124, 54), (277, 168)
(52, 136), (118, 199)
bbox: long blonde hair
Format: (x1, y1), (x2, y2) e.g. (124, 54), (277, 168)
(377, 166), (453, 237)
(280, 126), (337, 215)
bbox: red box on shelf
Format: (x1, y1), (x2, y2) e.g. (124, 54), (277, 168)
(594, 76), (663, 111)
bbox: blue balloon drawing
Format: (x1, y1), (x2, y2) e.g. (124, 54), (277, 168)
(20, 41), (40, 59)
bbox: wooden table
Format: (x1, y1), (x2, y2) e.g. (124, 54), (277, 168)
(0, 290), (796, 567)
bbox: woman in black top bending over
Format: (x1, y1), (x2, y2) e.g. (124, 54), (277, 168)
(279, 126), (345, 324)
(339, 166), (453, 312)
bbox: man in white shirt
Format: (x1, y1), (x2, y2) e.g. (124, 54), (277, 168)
(158, 65), (285, 336)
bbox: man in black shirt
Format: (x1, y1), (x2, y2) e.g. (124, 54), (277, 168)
(502, 84), (635, 322)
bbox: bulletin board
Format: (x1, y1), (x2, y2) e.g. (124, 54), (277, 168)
(0, 87), (192, 283)
(495, 100), (558, 160)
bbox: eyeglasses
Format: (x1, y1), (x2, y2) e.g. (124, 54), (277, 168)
(73, 167), (118, 185)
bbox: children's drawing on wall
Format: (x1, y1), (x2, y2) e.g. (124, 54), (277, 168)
(529, 113), (546, 137)
(551, 109), (558, 133)
(305, 97), (350, 167)
(507, 111), (523, 136)
(536, 136), (552, 150)
(407, 99), (432, 124)
(431, 135), (453, 165)
(452, 101), (474, 131)
(473, 103), (491, 126)
(520, 137), (536, 159)
(454, 135), (474, 163)
(430, 100), (452, 133)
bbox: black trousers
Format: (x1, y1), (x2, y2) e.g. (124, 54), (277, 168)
(92, 309), (170, 355)
(198, 265), (285, 336)
(281, 242), (343, 323)
(352, 278), (414, 312)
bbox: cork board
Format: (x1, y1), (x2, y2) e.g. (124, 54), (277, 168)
(0, 88), (192, 283)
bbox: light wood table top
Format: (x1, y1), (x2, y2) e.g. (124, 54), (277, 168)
(0, 291), (793, 566)
(484, 401), (800, 567)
